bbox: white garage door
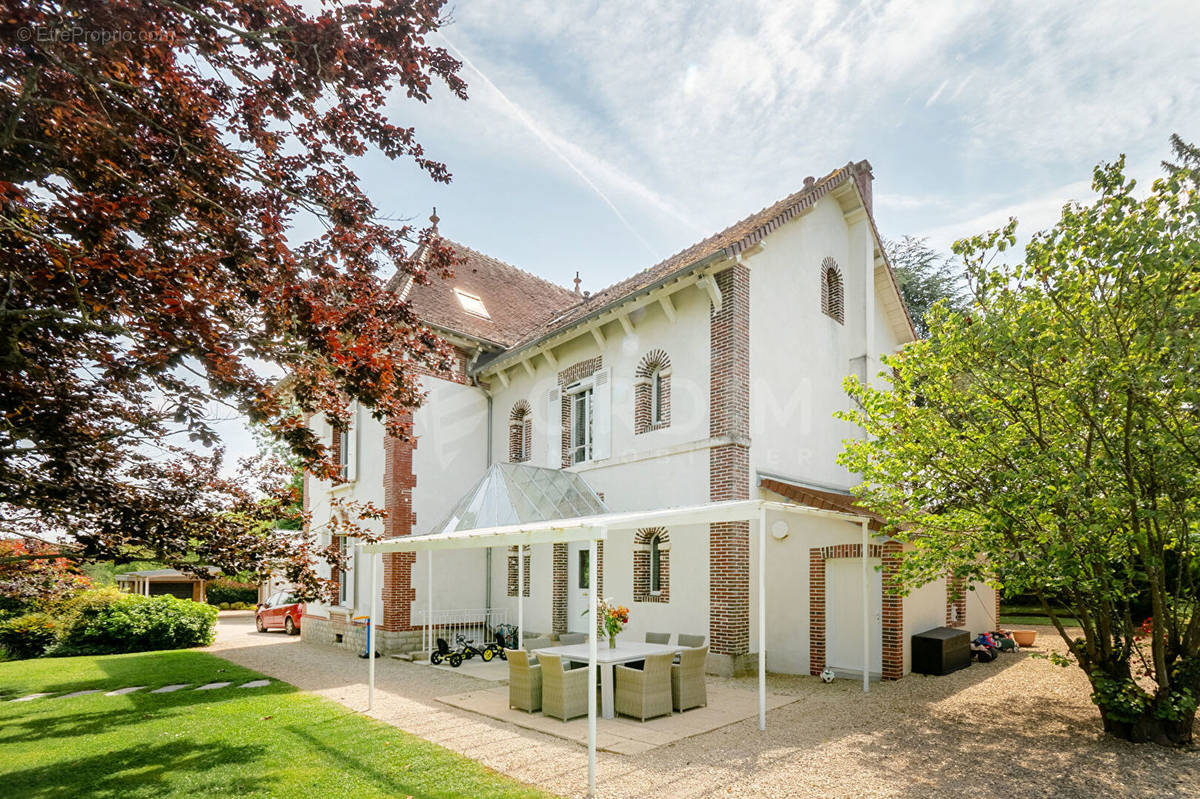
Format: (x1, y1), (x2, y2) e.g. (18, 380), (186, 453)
(825, 557), (883, 677)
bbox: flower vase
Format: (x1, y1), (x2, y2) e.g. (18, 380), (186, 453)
(608, 633), (617, 649)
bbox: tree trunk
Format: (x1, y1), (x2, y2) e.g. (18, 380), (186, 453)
(1099, 707), (1195, 746)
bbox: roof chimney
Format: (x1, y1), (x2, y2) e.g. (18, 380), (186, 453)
(573, 271), (582, 296)
(850, 160), (873, 217)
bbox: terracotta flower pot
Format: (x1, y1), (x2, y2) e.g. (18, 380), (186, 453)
(1010, 629), (1037, 647)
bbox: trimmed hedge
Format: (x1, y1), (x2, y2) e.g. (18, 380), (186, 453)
(206, 579), (258, 606)
(0, 612), (57, 659)
(53, 590), (218, 656)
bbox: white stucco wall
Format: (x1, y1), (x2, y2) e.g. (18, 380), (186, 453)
(747, 194), (911, 490)
(410, 375), (489, 621)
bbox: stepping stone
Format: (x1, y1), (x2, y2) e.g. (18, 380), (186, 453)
(195, 682), (231, 690)
(11, 693), (51, 702)
(57, 690), (102, 699)
(240, 680), (270, 688)
(105, 686), (146, 696)
(150, 684), (190, 694)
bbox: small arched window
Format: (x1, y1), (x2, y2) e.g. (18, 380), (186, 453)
(820, 257), (844, 324)
(633, 527), (669, 602)
(650, 533), (662, 593)
(508, 401), (532, 463)
(635, 350), (671, 434)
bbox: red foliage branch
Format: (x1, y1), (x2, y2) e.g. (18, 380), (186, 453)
(0, 1), (467, 598)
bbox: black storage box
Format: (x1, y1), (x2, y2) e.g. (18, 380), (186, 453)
(911, 626), (971, 675)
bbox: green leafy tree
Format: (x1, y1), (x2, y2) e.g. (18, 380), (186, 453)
(885, 236), (965, 338)
(840, 146), (1200, 745)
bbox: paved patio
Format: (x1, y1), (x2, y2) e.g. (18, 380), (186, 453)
(209, 612), (1200, 799)
(439, 681), (796, 754)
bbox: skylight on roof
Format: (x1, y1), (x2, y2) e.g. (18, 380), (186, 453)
(454, 288), (490, 319)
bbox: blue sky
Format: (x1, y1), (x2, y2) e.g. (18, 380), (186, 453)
(213, 0), (1200, 466)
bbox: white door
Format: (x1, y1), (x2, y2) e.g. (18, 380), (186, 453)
(825, 557), (883, 677)
(567, 542), (591, 632)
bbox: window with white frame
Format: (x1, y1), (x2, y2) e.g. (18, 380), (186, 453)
(337, 426), (350, 480)
(454, 288), (490, 319)
(568, 382), (593, 465)
(334, 534), (350, 606)
(650, 368), (664, 425)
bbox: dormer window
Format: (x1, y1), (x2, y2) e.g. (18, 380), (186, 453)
(454, 288), (490, 319)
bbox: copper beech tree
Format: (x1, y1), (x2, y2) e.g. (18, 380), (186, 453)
(0, 1), (467, 598)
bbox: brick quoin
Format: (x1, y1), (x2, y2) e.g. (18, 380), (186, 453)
(708, 264), (751, 661)
(380, 411), (416, 633)
(808, 541), (903, 680)
(552, 543), (568, 634)
(945, 573), (968, 628)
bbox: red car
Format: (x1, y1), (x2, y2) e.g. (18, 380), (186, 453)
(256, 590), (304, 635)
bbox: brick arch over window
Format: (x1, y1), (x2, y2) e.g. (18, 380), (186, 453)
(633, 527), (669, 602)
(634, 349), (671, 434)
(820, 257), (844, 324)
(508, 400), (532, 463)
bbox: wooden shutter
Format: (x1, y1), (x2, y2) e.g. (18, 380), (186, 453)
(546, 386), (562, 467)
(592, 367), (611, 461)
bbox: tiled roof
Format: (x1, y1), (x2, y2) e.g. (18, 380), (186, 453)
(758, 475), (887, 531)
(400, 159), (914, 357)
(400, 241), (581, 347)
(497, 160), (908, 356)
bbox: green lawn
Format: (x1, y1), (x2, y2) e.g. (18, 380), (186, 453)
(999, 604), (1081, 628)
(0, 650), (555, 799)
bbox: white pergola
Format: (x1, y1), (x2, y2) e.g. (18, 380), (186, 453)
(361, 498), (876, 798)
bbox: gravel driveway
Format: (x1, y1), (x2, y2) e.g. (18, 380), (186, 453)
(209, 612), (1198, 798)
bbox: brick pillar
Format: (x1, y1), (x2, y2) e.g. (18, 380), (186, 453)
(809, 548), (826, 676)
(881, 541), (904, 680)
(380, 413), (416, 633)
(552, 543), (568, 634)
(708, 264), (752, 675)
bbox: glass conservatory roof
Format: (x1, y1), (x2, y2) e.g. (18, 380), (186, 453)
(429, 463), (609, 535)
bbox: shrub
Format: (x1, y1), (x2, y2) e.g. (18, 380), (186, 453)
(54, 591), (218, 656)
(206, 578), (258, 606)
(0, 612), (58, 659)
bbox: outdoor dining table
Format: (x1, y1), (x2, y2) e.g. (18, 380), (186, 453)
(533, 641), (682, 720)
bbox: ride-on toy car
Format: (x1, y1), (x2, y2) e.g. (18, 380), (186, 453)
(256, 591), (304, 635)
(456, 632), (503, 662)
(430, 637), (463, 667)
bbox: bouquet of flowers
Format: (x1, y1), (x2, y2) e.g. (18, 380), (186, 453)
(592, 597), (630, 641)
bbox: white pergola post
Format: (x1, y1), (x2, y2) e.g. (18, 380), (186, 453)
(861, 519), (870, 694)
(427, 550), (433, 655)
(587, 530), (599, 799)
(517, 544), (524, 649)
(369, 549), (377, 711)
(758, 507), (767, 731)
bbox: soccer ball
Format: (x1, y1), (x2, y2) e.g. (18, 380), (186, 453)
(820, 667), (836, 684)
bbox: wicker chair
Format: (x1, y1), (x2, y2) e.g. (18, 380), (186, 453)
(540, 653), (591, 721)
(677, 633), (706, 648)
(557, 632), (587, 645)
(614, 652), (674, 721)
(671, 645), (708, 712)
(645, 631), (671, 644)
(507, 650), (542, 713)
(523, 635), (554, 653)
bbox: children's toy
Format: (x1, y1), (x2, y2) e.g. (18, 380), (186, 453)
(456, 632), (499, 662)
(430, 636), (463, 667)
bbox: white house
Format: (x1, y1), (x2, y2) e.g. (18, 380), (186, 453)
(301, 160), (998, 679)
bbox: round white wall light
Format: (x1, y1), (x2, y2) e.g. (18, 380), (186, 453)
(770, 519), (789, 540)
